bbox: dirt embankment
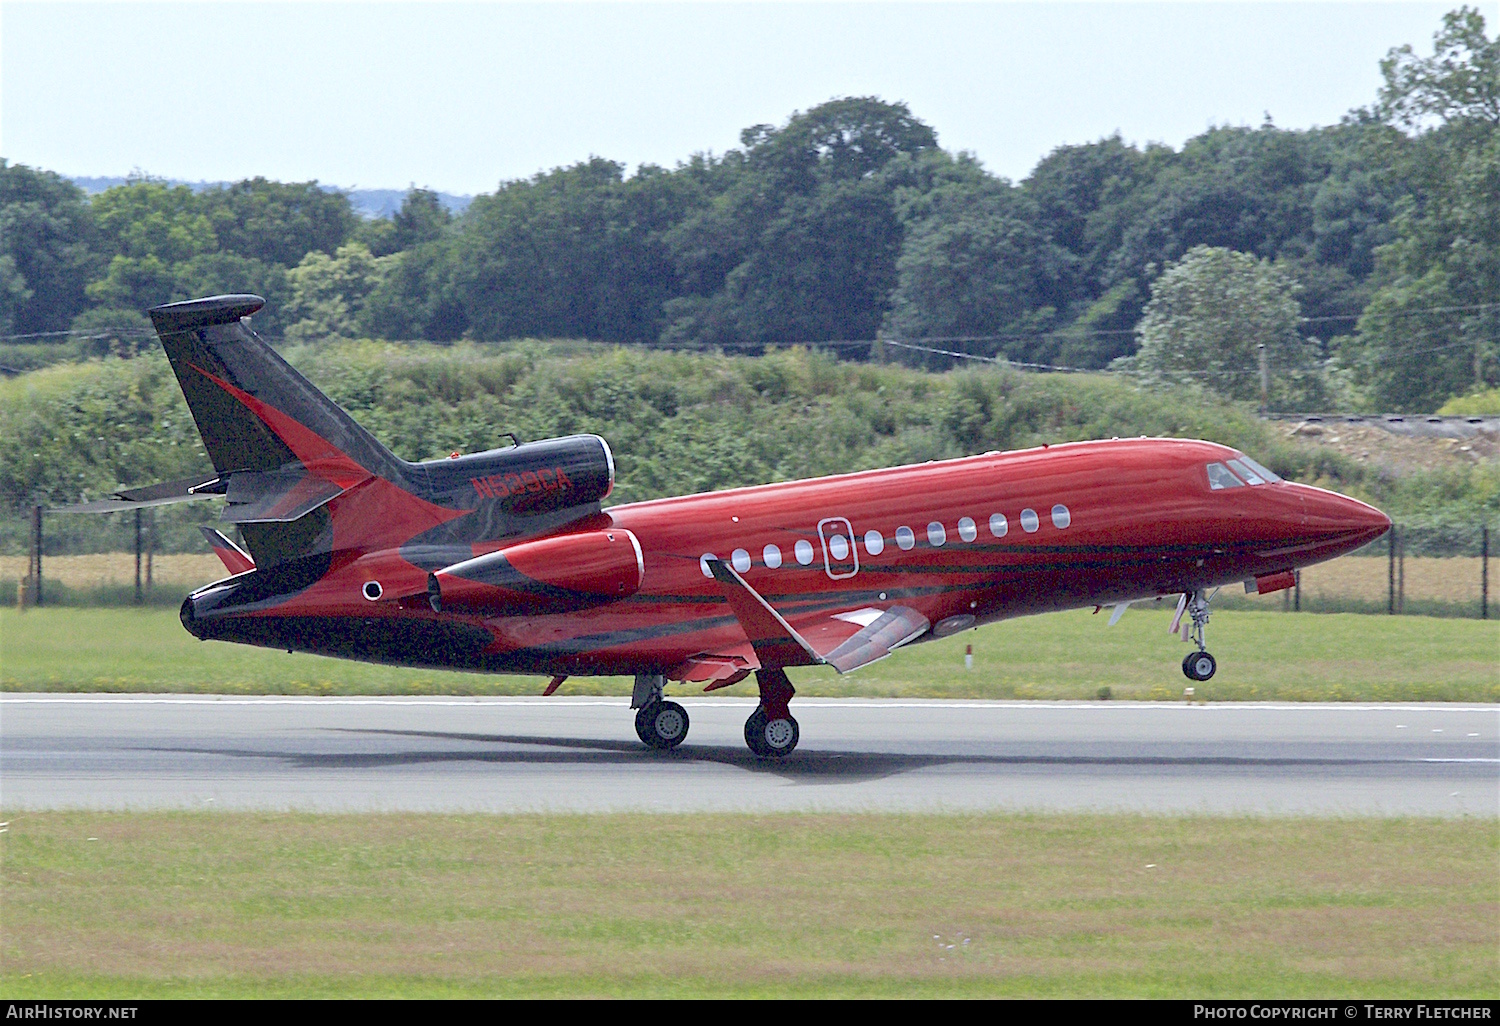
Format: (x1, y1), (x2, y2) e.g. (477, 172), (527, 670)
(1283, 420), (1499, 476)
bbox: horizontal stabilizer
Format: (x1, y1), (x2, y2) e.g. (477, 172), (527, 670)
(220, 466), (363, 524)
(821, 606), (929, 673)
(200, 526), (255, 575)
(49, 474), (226, 514)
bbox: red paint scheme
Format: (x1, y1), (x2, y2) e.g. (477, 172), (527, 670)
(239, 436), (1386, 677)
(139, 295), (1393, 755)
(431, 529), (645, 615)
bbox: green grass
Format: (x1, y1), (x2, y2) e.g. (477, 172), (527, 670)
(0, 811), (1494, 998)
(2, 605), (1496, 702)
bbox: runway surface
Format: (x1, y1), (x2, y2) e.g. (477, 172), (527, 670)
(2, 695), (1495, 815)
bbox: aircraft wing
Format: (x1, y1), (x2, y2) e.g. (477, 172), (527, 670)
(705, 559), (929, 675)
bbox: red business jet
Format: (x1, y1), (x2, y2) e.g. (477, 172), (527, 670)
(64, 295), (1391, 758)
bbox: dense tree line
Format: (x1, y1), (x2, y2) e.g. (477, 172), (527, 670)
(0, 7), (1494, 411)
(6, 341), (1493, 557)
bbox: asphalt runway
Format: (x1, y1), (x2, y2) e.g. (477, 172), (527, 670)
(1, 695), (1495, 816)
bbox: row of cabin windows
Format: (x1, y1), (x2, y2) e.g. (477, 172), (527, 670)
(1207, 455), (1282, 490)
(701, 504), (1072, 578)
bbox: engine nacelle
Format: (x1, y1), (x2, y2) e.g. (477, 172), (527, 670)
(428, 529), (644, 615)
(418, 434), (615, 517)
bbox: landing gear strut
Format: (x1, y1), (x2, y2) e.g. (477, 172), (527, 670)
(632, 673), (689, 749)
(745, 667), (799, 758)
(1175, 589), (1218, 681)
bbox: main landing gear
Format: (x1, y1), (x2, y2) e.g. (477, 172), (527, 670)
(632, 673), (689, 749)
(1174, 588), (1218, 682)
(745, 667), (799, 758)
(629, 668), (801, 757)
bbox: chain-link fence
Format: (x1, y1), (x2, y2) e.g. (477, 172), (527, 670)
(1222, 523), (1494, 619)
(6, 505), (1493, 618)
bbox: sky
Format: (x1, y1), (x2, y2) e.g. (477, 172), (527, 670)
(0, 1), (1475, 196)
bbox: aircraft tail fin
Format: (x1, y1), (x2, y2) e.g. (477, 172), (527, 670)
(148, 296), (406, 483)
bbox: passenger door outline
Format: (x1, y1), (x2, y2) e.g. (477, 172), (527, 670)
(817, 517), (859, 580)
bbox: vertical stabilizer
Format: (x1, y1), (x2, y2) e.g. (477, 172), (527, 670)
(148, 295), (406, 482)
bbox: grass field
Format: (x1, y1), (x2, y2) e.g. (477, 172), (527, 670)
(3, 605), (1496, 702)
(1, 811), (1493, 998)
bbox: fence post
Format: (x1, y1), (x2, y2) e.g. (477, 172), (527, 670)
(1398, 531), (1405, 615)
(1483, 524), (1489, 621)
(134, 508), (143, 605)
(1388, 526), (1396, 614)
(31, 504), (43, 608)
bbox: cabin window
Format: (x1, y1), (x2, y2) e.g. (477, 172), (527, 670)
(829, 534), (850, 560)
(795, 539), (815, 565)
(957, 516), (977, 542)
(1020, 508), (1040, 533)
(928, 522), (947, 546)
(989, 513), (1008, 538)
(1051, 504), (1071, 529)
(1226, 458), (1264, 485)
(700, 554), (717, 578)
(896, 526), (916, 550)
(864, 530), (884, 555)
(731, 548), (752, 573)
(1237, 455), (1282, 483)
(1207, 462), (1245, 489)
(763, 544), (782, 569)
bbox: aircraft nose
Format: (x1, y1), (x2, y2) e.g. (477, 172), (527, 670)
(1300, 486), (1391, 546)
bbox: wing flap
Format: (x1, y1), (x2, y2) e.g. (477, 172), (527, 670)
(821, 606), (930, 673)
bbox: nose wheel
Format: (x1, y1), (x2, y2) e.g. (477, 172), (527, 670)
(631, 673), (689, 749)
(1172, 589), (1219, 681)
(1182, 650), (1217, 681)
(636, 700), (689, 749)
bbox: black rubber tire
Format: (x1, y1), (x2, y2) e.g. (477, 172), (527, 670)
(743, 707), (769, 757)
(744, 706), (799, 758)
(635, 700), (689, 749)
(1182, 651), (1217, 682)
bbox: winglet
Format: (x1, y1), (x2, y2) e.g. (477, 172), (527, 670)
(705, 558), (823, 668)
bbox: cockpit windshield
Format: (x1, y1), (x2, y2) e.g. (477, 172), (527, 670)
(1207, 454), (1283, 490)
(1226, 458), (1264, 485)
(1236, 454), (1281, 482)
(1207, 463), (1244, 489)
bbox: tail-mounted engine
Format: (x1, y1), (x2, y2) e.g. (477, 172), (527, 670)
(428, 529), (643, 616)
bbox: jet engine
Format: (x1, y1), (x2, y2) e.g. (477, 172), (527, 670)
(428, 529), (644, 615)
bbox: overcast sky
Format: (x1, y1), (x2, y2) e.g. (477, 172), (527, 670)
(0, 1), (1470, 195)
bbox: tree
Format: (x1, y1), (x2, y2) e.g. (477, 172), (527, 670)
(199, 178), (358, 267)
(284, 243), (391, 343)
(882, 165), (1065, 364)
(1349, 6), (1499, 409)
(1378, 6), (1499, 131)
(1131, 246), (1323, 409)
(0, 161), (98, 333)
(393, 188), (452, 251)
(662, 98), (939, 346)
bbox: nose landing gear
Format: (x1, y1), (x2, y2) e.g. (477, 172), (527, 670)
(1174, 589), (1218, 681)
(631, 673), (689, 749)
